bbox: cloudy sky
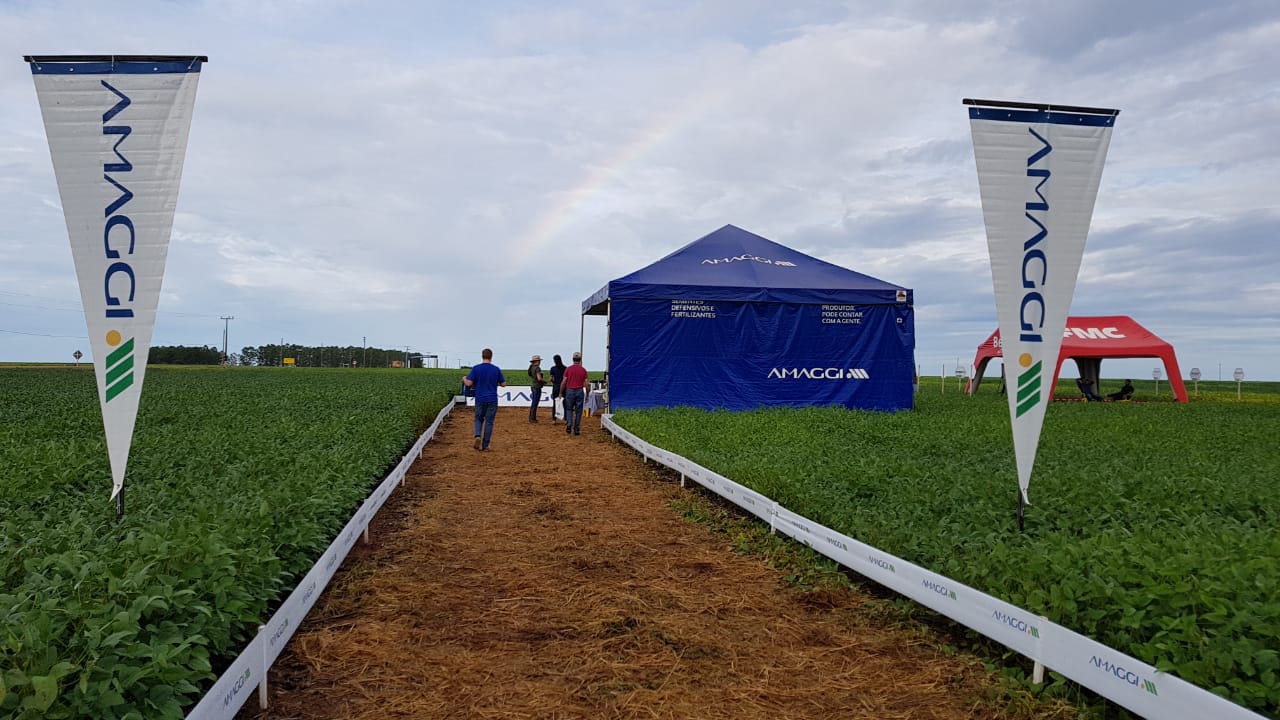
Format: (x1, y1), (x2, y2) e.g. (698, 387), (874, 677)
(2, 0), (1277, 380)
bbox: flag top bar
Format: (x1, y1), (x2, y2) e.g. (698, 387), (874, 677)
(963, 98), (1119, 117)
(25, 55), (206, 74)
(25, 55), (208, 63)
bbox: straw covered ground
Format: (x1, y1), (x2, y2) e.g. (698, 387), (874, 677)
(241, 406), (1064, 720)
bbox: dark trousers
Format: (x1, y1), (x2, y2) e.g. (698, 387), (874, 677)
(473, 401), (497, 448)
(563, 388), (585, 434)
(529, 386), (543, 421)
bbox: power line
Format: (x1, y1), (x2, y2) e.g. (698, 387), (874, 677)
(0, 291), (221, 318)
(0, 328), (87, 339)
(0, 300), (83, 312)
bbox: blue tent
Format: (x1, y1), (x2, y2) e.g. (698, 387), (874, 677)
(582, 225), (915, 411)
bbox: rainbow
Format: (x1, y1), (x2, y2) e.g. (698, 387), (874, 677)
(516, 92), (725, 266)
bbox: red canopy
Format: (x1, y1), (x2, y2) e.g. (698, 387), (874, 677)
(967, 315), (1188, 403)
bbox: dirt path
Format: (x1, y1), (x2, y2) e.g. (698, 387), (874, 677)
(242, 406), (1045, 720)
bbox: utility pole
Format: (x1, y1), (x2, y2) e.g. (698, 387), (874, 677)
(220, 316), (235, 365)
(404, 346), (411, 369)
(362, 336), (367, 368)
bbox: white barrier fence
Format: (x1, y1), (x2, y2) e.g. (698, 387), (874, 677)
(601, 414), (1265, 720)
(186, 402), (1262, 720)
(184, 398), (459, 720)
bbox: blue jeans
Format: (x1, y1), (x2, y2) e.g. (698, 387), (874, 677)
(563, 388), (584, 434)
(473, 401), (497, 448)
(529, 386), (543, 421)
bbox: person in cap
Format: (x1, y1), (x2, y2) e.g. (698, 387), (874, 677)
(561, 351), (589, 436)
(527, 354), (546, 422)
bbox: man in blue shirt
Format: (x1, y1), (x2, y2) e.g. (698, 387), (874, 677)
(463, 348), (506, 450)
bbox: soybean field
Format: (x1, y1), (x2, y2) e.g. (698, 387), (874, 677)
(614, 380), (1280, 717)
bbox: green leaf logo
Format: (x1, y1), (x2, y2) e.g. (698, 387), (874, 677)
(105, 336), (135, 402)
(1015, 360), (1042, 417)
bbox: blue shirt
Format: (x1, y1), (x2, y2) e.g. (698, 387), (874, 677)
(466, 362), (505, 403)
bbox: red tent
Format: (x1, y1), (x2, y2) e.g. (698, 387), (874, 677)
(966, 315), (1188, 403)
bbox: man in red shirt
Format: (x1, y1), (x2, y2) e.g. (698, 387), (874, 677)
(561, 351), (589, 436)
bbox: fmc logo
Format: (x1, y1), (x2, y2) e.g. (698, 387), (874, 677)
(102, 80), (136, 403)
(1014, 127), (1052, 418)
(1065, 326), (1125, 340)
(768, 368), (870, 380)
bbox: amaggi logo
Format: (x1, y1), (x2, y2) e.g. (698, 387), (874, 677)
(1090, 656), (1158, 696)
(221, 668), (252, 709)
(922, 579), (957, 600)
(768, 368), (870, 380)
(102, 80), (136, 402)
(701, 254), (797, 267)
(269, 617), (291, 646)
(1014, 127), (1052, 418)
(992, 610), (1040, 638)
(868, 555), (895, 573)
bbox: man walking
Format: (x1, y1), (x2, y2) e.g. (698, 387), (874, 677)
(463, 348), (506, 450)
(561, 351), (589, 436)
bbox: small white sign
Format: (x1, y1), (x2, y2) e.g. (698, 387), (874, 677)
(1152, 368), (1162, 380)
(1234, 368), (1245, 382)
(1190, 368), (1201, 381)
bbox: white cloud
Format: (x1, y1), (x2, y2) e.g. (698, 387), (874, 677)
(1, 0), (1277, 377)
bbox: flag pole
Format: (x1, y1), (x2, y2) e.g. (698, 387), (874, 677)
(1017, 490), (1025, 532)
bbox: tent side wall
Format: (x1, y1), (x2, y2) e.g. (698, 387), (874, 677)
(608, 298), (914, 412)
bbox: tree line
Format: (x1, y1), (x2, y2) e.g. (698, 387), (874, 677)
(148, 345), (222, 365)
(238, 344), (426, 368)
(147, 344), (431, 368)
